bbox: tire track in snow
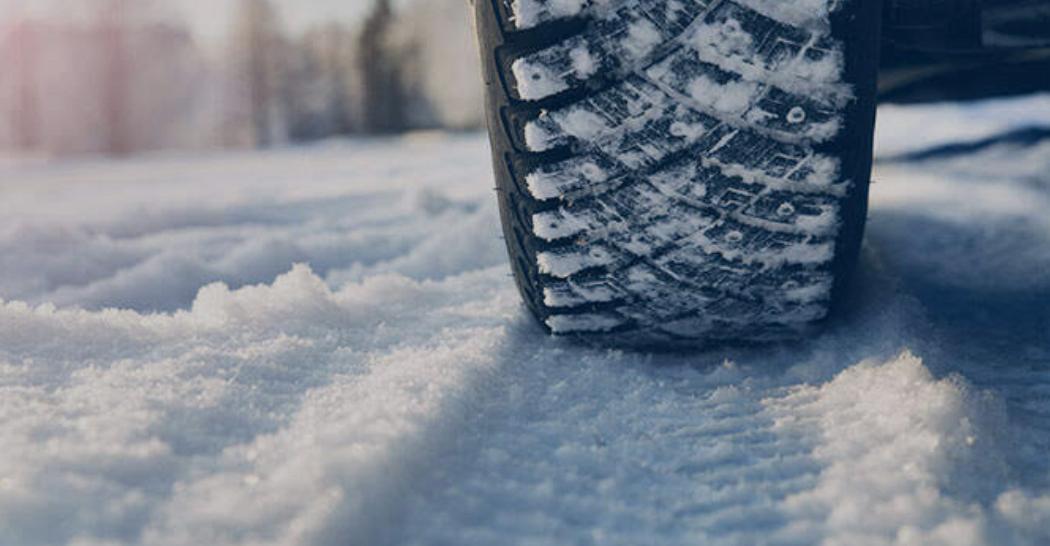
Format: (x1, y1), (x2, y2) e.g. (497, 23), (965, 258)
(400, 316), (1050, 545)
(396, 256), (937, 544)
(401, 347), (822, 544)
(144, 325), (515, 546)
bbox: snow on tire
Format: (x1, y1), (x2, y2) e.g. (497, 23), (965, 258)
(473, 0), (881, 347)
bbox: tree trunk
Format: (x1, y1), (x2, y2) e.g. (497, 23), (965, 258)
(12, 20), (41, 151)
(101, 0), (132, 156)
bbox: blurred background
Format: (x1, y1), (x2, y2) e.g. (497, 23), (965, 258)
(0, 0), (483, 158)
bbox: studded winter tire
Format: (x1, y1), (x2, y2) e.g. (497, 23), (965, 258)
(473, 0), (882, 347)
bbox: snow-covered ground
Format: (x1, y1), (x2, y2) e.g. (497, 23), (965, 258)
(2, 96), (1049, 546)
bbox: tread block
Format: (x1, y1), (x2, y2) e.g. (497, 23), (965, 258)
(687, 1), (845, 92)
(645, 52), (844, 142)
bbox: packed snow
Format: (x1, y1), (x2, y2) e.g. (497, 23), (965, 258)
(1, 96), (1050, 545)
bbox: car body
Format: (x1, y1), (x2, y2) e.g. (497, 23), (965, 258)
(880, 0), (1050, 102)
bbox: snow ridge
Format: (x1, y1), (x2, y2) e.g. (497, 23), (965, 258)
(770, 352), (1050, 545)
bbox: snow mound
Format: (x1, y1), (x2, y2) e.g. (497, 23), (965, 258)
(0, 264), (520, 546)
(771, 352), (1050, 545)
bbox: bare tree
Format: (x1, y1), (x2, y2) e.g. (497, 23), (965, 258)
(395, 0), (484, 130)
(357, 0), (409, 134)
(285, 24), (357, 141)
(10, 19), (41, 151)
(316, 25), (356, 136)
(97, 0), (133, 156)
(232, 0), (286, 147)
